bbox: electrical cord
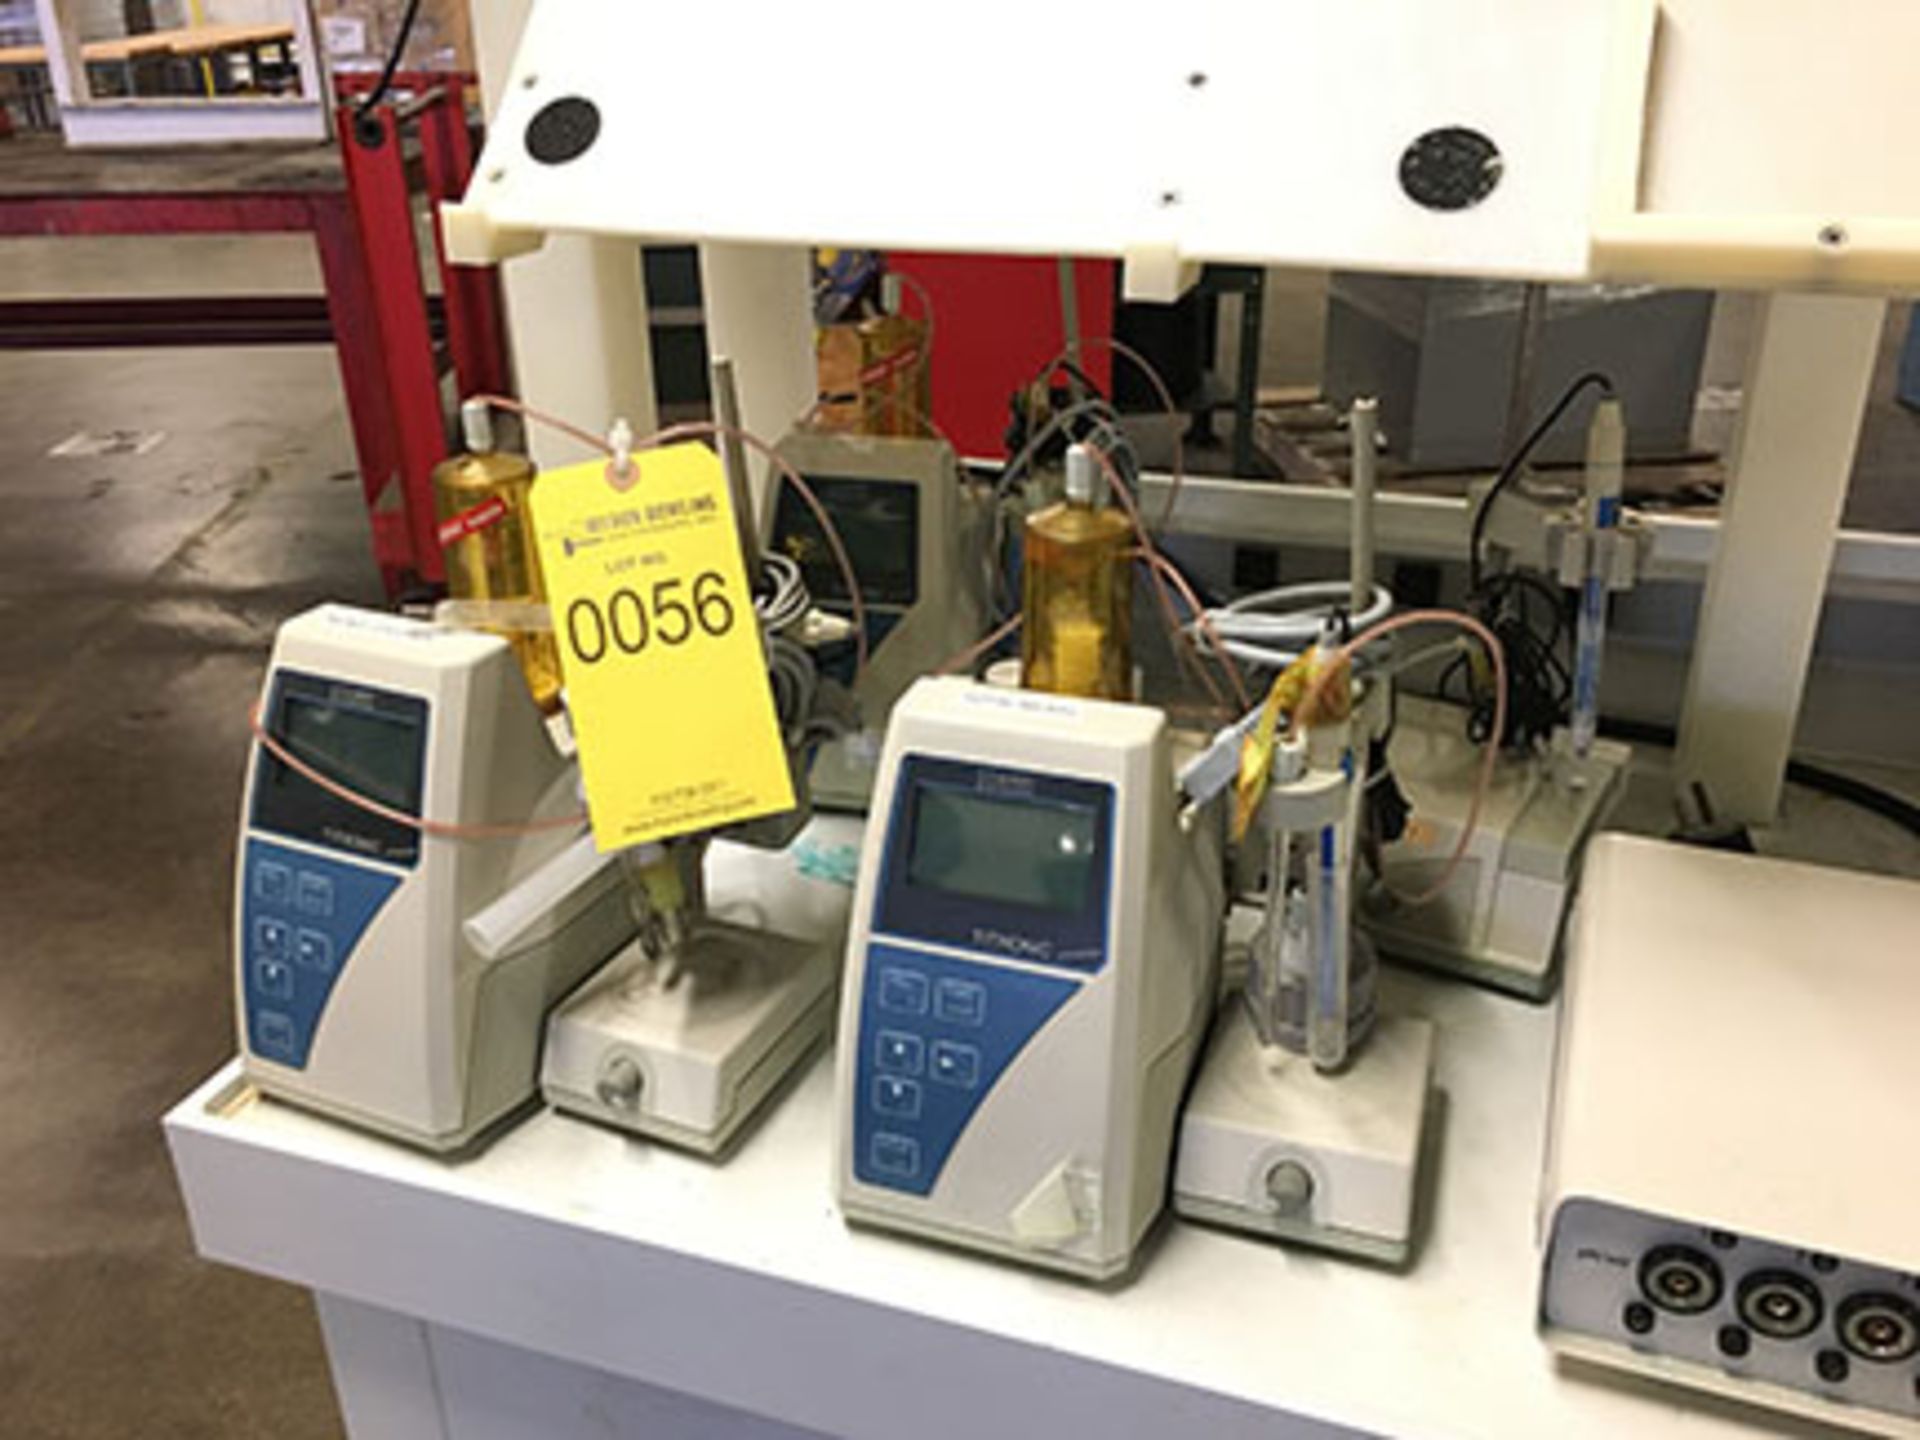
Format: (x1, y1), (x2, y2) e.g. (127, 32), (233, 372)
(470, 394), (872, 673)
(1599, 717), (1920, 841)
(1453, 371), (1613, 750)
(1444, 569), (1572, 751)
(1087, 447), (1252, 712)
(354, 0), (423, 119)
(1467, 370), (1614, 592)
(1189, 581), (1396, 672)
(754, 551), (811, 634)
(248, 704), (587, 840)
(1025, 336), (1189, 529)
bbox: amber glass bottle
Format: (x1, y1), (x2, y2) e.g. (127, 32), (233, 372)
(432, 400), (564, 713)
(1021, 445), (1132, 699)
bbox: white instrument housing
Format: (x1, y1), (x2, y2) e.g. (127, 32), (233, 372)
(236, 605), (629, 1151)
(834, 678), (1220, 1281)
(1539, 835), (1920, 1432)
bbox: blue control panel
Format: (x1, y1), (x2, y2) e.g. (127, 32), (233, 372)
(851, 940), (1078, 1196)
(240, 835), (400, 1070)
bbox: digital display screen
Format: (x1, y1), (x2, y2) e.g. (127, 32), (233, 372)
(906, 786), (1098, 914)
(279, 695), (424, 814)
(771, 474), (918, 609)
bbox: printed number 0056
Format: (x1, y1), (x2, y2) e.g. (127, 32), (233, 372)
(565, 571), (735, 665)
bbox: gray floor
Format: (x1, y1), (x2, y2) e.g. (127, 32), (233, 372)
(0, 324), (372, 1436)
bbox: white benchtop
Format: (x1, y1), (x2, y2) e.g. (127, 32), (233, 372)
(165, 945), (1811, 1439)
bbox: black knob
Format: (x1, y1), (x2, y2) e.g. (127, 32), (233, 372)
(1398, 126), (1503, 212)
(1815, 1349), (1850, 1385)
(525, 97), (602, 166)
(1716, 1325), (1751, 1359)
(1623, 1301), (1655, 1336)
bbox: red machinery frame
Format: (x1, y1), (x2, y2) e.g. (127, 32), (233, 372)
(332, 71), (509, 593)
(0, 71), (508, 598)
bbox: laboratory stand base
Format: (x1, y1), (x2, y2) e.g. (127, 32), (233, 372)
(1174, 1003), (1434, 1265)
(542, 922), (840, 1157)
(1367, 699), (1630, 1000)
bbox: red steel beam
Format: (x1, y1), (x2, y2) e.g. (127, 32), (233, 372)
(0, 191), (324, 238)
(416, 91), (508, 399)
(337, 103), (448, 586)
(311, 189), (413, 597)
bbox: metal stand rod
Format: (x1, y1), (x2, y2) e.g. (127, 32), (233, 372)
(1348, 397), (1378, 612)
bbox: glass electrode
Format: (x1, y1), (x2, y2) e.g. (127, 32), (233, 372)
(1571, 399), (1624, 759)
(1021, 443), (1132, 699)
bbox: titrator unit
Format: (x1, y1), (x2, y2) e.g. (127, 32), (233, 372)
(834, 676), (1222, 1281)
(236, 604), (632, 1151)
(1539, 835), (1920, 1434)
(767, 429), (991, 811)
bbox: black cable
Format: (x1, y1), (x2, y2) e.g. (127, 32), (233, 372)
(1448, 568), (1575, 751)
(1598, 716), (1920, 841)
(1467, 370), (1614, 591)
(354, 0), (424, 119)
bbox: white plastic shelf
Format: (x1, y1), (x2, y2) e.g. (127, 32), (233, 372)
(166, 959), (1793, 1439)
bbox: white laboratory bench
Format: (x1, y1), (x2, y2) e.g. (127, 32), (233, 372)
(164, 936), (1828, 1438)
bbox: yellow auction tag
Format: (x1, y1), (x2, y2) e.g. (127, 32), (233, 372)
(530, 443), (795, 850)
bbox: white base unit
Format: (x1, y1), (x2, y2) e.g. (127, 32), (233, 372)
(1538, 834), (1920, 1434)
(543, 823), (858, 1155)
(1364, 699), (1628, 999)
(834, 679), (1222, 1282)
(544, 927), (837, 1157)
(1174, 1003), (1433, 1265)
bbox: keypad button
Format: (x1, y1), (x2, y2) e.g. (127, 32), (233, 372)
(870, 1132), (921, 1179)
(295, 872), (334, 918)
(294, 928), (333, 972)
(255, 1010), (297, 1059)
(930, 1040), (981, 1089)
(254, 916), (291, 960)
(873, 1075), (922, 1120)
(875, 1029), (924, 1076)
(254, 861), (292, 905)
(254, 957), (294, 1001)
(878, 966), (929, 1016)
(933, 978), (987, 1027)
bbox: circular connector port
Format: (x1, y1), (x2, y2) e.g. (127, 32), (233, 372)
(1640, 1244), (1724, 1315)
(1738, 1270), (1824, 1340)
(1836, 1292), (1920, 1364)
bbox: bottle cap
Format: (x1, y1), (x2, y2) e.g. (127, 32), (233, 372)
(1064, 443), (1103, 507)
(460, 398), (495, 455)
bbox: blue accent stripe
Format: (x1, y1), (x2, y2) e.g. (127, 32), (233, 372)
(240, 836), (401, 1070)
(852, 941), (1078, 1196)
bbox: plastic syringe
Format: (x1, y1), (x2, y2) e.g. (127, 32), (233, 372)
(1571, 400), (1625, 758)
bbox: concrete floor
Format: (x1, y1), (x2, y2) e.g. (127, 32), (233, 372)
(0, 280), (373, 1433)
